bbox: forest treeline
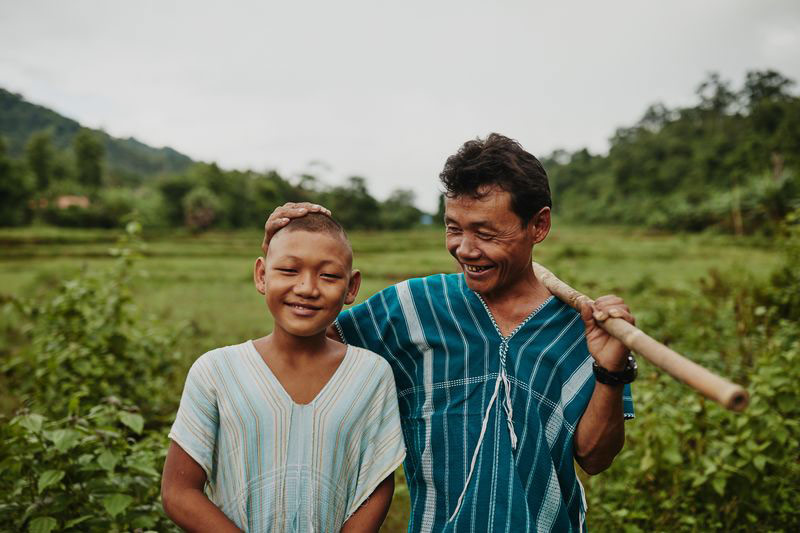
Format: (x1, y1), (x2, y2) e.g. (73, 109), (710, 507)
(2, 69), (799, 233)
(543, 69), (800, 234)
(0, 133), (424, 231)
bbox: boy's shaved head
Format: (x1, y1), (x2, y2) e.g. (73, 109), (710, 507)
(269, 213), (353, 267)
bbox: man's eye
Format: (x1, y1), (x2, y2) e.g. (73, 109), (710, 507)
(446, 226), (461, 233)
(476, 232), (494, 240)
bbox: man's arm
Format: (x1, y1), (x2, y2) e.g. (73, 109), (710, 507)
(161, 441), (242, 533)
(573, 296), (634, 475)
(341, 473), (395, 533)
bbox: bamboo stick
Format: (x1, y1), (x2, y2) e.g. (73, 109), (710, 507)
(532, 262), (749, 412)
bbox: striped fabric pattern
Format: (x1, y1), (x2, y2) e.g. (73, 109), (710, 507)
(169, 341), (406, 532)
(336, 273), (634, 533)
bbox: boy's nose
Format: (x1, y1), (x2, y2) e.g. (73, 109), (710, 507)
(294, 273), (320, 297)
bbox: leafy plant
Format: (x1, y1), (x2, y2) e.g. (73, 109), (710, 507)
(0, 401), (176, 532)
(3, 223), (184, 421)
(584, 217), (800, 531)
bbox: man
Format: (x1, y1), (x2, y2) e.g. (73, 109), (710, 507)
(263, 133), (636, 532)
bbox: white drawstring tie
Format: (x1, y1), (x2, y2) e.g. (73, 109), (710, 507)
(448, 351), (517, 522)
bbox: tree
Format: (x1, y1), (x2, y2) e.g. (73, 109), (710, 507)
(183, 186), (221, 232)
(323, 176), (381, 230)
(380, 189), (422, 229)
(0, 137), (35, 226)
(25, 130), (55, 190)
(73, 128), (104, 189)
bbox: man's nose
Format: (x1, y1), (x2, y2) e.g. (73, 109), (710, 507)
(456, 235), (481, 259)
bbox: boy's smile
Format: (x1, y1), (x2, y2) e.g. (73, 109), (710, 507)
(255, 228), (360, 338)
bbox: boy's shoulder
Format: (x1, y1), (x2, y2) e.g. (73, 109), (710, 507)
(346, 345), (394, 377)
(189, 340), (253, 372)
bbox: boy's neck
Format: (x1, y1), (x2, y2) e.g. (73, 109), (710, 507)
(262, 326), (332, 365)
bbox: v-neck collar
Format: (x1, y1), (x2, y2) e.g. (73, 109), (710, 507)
(246, 340), (352, 407)
(459, 274), (554, 341)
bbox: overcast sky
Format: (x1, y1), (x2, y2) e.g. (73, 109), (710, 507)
(1, 1), (799, 211)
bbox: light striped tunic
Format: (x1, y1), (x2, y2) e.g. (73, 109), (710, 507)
(335, 273), (634, 532)
(169, 341), (406, 532)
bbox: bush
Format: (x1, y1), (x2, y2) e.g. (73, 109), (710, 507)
(0, 403), (175, 533)
(3, 226), (184, 421)
(182, 186), (221, 232)
(584, 218), (800, 531)
(0, 223), (185, 531)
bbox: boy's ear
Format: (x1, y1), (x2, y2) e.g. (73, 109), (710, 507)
(254, 257), (267, 294)
(344, 269), (362, 305)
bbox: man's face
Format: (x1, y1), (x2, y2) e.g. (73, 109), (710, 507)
(445, 186), (547, 299)
(255, 229), (358, 337)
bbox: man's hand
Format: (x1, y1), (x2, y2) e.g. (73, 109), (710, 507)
(580, 295), (635, 372)
(575, 295), (635, 474)
(261, 202), (331, 255)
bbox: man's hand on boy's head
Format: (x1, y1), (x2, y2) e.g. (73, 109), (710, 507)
(261, 202), (332, 254)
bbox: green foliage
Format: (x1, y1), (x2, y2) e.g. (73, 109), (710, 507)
(545, 70), (800, 233)
(584, 224), (800, 531)
(0, 88), (193, 180)
(0, 403), (174, 532)
(1, 90), (430, 230)
(0, 221), (793, 531)
(73, 129), (104, 189)
(25, 130), (56, 190)
(2, 224), (184, 420)
(182, 185), (222, 232)
(0, 137), (35, 226)
(0, 223), (184, 531)
(321, 176), (382, 230)
(380, 189), (423, 230)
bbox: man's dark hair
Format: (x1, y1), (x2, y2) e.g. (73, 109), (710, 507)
(439, 133), (552, 226)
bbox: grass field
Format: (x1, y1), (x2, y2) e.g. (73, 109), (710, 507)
(0, 222), (783, 531)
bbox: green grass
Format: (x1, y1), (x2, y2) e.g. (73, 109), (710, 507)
(0, 223), (779, 350)
(0, 223), (783, 531)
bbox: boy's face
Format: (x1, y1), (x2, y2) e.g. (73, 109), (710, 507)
(254, 229), (360, 338)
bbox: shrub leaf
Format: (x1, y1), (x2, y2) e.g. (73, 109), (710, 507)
(28, 517), (57, 533)
(119, 412), (144, 434)
(103, 493), (133, 518)
(37, 470), (65, 494)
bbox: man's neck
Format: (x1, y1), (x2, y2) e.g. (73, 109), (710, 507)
(480, 267), (551, 337)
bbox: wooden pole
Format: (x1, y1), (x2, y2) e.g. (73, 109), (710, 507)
(533, 262), (749, 412)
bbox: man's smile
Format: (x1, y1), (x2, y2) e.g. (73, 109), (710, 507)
(461, 263), (495, 275)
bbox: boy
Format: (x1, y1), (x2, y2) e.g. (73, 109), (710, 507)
(161, 213), (406, 532)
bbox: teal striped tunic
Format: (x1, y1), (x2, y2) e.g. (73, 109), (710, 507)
(336, 273), (634, 532)
(169, 341), (406, 532)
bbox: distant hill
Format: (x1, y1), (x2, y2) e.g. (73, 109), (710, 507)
(0, 88), (194, 180)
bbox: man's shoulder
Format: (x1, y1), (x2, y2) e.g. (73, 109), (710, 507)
(348, 273), (464, 311)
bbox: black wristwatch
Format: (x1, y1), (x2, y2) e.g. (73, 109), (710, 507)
(593, 354), (637, 386)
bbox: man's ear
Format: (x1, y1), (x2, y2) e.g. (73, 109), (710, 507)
(344, 269), (362, 305)
(254, 257), (267, 295)
(529, 206), (551, 244)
